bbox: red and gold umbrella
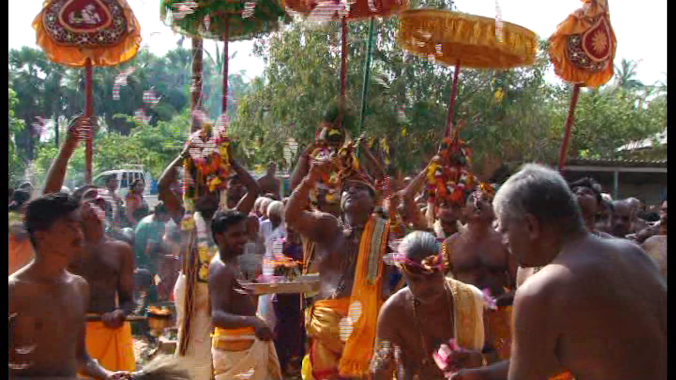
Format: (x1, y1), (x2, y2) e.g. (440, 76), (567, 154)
(550, 0), (616, 170)
(33, 0), (142, 184)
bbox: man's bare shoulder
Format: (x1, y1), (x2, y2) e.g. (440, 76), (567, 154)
(379, 287), (410, 320)
(106, 239), (133, 255)
(209, 257), (238, 278)
(644, 234), (667, 246)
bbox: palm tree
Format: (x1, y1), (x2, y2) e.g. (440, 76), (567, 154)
(614, 59), (644, 91)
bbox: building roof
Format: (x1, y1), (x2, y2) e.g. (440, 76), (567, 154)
(564, 158), (667, 173)
(616, 130), (667, 152)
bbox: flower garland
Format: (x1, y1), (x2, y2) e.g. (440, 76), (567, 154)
(426, 129), (477, 207)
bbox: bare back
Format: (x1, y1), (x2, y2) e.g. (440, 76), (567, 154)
(513, 235), (667, 380)
(68, 240), (134, 314)
(9, 269), (89, 378)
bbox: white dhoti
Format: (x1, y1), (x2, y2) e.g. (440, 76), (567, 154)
(211, 327), (282, 380)
(174, 273), (213, 380)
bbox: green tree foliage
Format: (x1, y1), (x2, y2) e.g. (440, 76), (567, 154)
(8, 14), (666, 188)
(9, 88), (26, 184)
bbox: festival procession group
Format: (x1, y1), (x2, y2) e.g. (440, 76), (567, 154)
(8, 0), (667, 379)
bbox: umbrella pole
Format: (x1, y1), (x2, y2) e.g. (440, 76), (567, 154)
(358, 17), (376, 137)
(191, 37), (204, 133)
(339, 17), (348, 124)
(445, 60), (461, 138)
(222, 21), (229, 115)
(85, 59), (94, 185)
(557, 84), (582, 171)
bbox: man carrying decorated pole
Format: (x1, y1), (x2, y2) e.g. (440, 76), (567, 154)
(42, 116), (137, 374)
(158, 118), (259, 380)
(208, 209), (281, 379)
(285, 142), (393, 379)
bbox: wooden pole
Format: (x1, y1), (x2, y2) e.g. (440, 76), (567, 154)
(191, 37), (204, 133)
(445, 60), (461, 138)
(557, 84), (582, 171)
(85, 59), (94, 184)
(222, 21), (229, 115)
(339, 17), (348, 125)
(358, 17), (376, 136)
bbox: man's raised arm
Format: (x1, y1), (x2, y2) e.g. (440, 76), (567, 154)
(289, 143), (315, 192)
(231, 158), (260, 214)
(399, 163), (431, 230)
(158, 146), (189, 223)
(43, 116), (88, 195)
(284, 161), (339, 245)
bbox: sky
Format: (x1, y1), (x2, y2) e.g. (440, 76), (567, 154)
(8, 0), (667, 86)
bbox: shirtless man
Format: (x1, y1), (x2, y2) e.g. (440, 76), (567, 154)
(285, 160), (393, 379)
(453, 164), (667, 380)
(208, 210), (281, 379)
(518, 177), (613, 288)
(158, 143), (259, 380)
(9, 193), (128, 380)
(444, 190), (516, 362)
(41, 116), (137, 373)
(372, 231), (488, 380)
(643, 199), (667, 280)
(257, 162), (282, 200)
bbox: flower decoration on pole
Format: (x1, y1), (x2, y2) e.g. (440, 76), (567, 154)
(549, 0), (616, 171)
(33, 0), (142, 184)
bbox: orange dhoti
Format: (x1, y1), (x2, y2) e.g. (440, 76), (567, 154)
(303, 298), (350, 380)
(486, 305), (513, 360)
(80, 321), (135, 377)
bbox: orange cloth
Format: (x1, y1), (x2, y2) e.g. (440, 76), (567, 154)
(549, 0), (616, 88)
(486, 305), (513, 360)
(9, 235), (34, 276)
(33, 0), (142, 68)
(339, 215), (389, 377)
(81, 321), (135, 376)
(304, 298), (350, 380)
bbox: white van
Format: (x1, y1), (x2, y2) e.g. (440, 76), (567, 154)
(92, 165), (153, 196)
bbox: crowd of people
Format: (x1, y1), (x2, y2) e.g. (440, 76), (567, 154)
(8, 114), (666, 380)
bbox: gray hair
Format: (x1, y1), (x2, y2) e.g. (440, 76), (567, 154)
(399, 231), (440, 262)
(259, 197), (273, 215)
(493, 163), (584, 233)
(267, 201), (284, 218)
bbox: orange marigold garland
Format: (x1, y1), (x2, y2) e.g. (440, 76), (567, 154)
(426, 124), (477, 207)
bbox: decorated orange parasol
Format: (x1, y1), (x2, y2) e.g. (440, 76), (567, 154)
(399, 9), (538, 137)
(282, 0), (407, 127)
(549, 0), (616, 170)
(398, 8), (537, 207)
(33, 0), (142, 184)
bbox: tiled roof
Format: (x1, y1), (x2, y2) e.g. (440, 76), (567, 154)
(565, 158), (667, 168)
